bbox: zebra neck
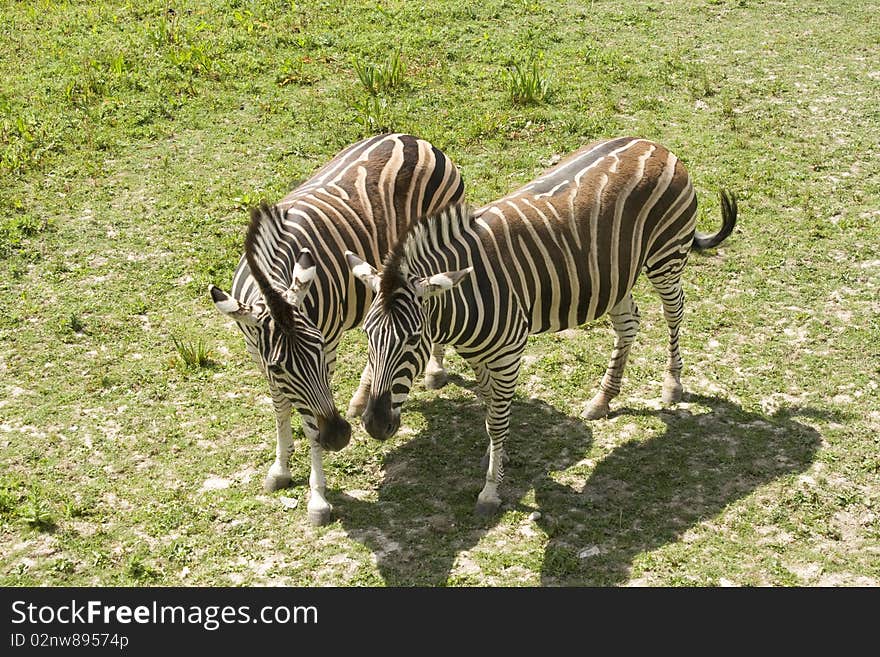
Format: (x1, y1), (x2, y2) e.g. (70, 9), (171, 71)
(416, 225), (522, 349)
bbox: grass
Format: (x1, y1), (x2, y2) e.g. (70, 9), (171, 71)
(0, 0), (878, 587)
(506, 57), (551, 105)
(20, 491), (54, 531)
(173, 336), (214, 370)
(354, 50), (406, 96)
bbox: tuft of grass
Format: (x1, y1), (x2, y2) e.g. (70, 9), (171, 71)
(67, 313), (85, 334)
(353, 50), (406, 95)
(51, 558), (76, 575)
(125, 553), (161, 583)
(173, 336), (215, 370)
(506, 58), (551, 106)
(276, 57), (319, 87)
(353, 95), (392, 135)
(0, 488), (19, 518)
(1, 111), (54, 175)
(1, 213), (49, 258)
(231, 191), (264, 211)
(147, 8), (183, 47)
(20, 491), (54, 531)
(64, 496), (98, 519)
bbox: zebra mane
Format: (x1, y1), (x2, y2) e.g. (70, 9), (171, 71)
(244, 201), (297, 332)
(379, 202), (474, 310)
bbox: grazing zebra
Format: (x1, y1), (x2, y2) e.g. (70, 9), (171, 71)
(209, 133), (464, 525)
(345, 136), (737, 516)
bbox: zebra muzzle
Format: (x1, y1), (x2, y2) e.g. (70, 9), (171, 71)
(362, 390), (399, 441)
(317, 412), (351, 452)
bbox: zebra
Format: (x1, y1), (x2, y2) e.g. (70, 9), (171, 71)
(209, 133), (464, 525)
(345, 136), (737, 516)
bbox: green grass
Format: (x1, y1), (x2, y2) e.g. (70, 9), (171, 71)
(506, 57), (551, 106)
(1, 0), (878, 587)
(173, 336), (214, 370)
(19, 491), (55, 531)
(354, 50), (406, 96)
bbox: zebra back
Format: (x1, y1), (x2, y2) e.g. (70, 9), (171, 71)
(231, 133), (464, 347)
(465, 136), (697, 334)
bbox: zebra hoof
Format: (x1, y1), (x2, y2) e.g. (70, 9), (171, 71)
(346, 401), (365, 420)
(424, 370), (448, 390)
(263, 472), (292, 492)
(307, 504), (333, 526)
(662, 383), (683, 404)
(346, 386), (369, 419)
(474, 499), (501, 518)
(582, 402), (610, 420)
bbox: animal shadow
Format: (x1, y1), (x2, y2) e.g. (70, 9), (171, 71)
(336, 382), (822, 586)
(534, 394), (823, 585)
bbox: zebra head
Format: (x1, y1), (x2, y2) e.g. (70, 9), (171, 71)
(346, 249), (471, 441)
(210, 204), (351, 452)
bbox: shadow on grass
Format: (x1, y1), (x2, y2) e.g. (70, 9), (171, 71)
(535, 394), (824, 585)
(336, 382), (822, 586)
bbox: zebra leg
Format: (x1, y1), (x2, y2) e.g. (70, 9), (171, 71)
(346, 360), (373, 419)
(480, 444), (511, 471)
(474, 363), (512, 469)
(584, 293), (641, 420)
(302, 414), (333, 526)
(647, 268), (686, 404)
(475, 358), (521, 517)
(472, 362), (492, 402)
(263, 395), (295, 492)
(424, 342), (448, 390)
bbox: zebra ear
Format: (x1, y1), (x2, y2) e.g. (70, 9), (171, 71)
(209, 285), (264, 326)
(414, 267), (473, 298)
(345, 251), (380, 293)
(283, 249), (316, 307)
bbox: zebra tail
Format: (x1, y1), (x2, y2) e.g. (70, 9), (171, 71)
(693, 189), (738, 251)
(244, 202), (297, 333)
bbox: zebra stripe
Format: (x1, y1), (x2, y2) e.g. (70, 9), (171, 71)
(210, 133), (464, 525)
(348, 137), (737, 516)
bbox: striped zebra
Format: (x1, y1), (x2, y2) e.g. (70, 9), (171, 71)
(209, 133), (464, 525)
(345, 136), (737, 516)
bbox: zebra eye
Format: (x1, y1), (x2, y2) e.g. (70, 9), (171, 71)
(405, 333), (421, 346)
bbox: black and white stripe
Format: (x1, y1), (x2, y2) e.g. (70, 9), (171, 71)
(347, 137), (737, 515)
(210, 133), (464, 525)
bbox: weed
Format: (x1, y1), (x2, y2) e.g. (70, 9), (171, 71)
(67, 313), (85, 335)
(231, 8), (264, 35)
(64, 497), (97, 518)
(542, 546), (581, 577)
(232, 191), (263, 211)
(276, 57), (319, 87)
(584, 43), (636, 83)
(0, 108), (53, 175)
(51, 558), (76, 574)
(148, 8), (183, 47)
(353, 95), (392, 134)
(0, 488), (18, 517)
(0, 213), (49, 258)
(125, 553), (161, 582)
(354, 50), (405, 95)
(173, 336), (215, 370)
(506, 58), (551, 106)
(20, 491), (54, 531)
(90, 551), (111, 568)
